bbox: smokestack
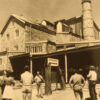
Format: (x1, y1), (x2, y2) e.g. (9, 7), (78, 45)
(82, 0), (95, 40)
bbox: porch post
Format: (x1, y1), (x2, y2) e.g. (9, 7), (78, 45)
(65, 53), (68, 83)
(45, 58), (52, 95)
(30, 54), (33, 73)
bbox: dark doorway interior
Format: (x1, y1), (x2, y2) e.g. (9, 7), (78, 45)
(67, 49), (100, 83)
(10, 56), (29, 80)
(32, 58), (46, 78)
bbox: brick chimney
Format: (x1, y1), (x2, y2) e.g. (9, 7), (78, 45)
(82, 0), (95, 40)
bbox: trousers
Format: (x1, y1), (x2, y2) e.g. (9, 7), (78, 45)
(74, 89), (83, 100)
(88, 80), (97, 100)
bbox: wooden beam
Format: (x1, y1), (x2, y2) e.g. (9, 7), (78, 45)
(65, 53), (68, 83)
(57, 67), (66, 90)
(30, 54), (33, 73)
(45, 61), (52, 95)
(56, 40), (100, 45)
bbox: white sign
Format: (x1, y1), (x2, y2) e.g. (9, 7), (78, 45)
(48, 58), (59, 66)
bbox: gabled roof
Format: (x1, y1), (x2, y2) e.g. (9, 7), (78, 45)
(55, 16), (82, 25)
(54, 16), (100, 31)
(1, 14), (33, 34)
(1, 14), (56, 35)
(12, 14), (33, 24)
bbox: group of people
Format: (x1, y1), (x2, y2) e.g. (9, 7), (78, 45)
(0, 65), (44, 100)
(21, 65), (44, 100)
(69, 65), (97, 100)
(0, 65), (98, 100)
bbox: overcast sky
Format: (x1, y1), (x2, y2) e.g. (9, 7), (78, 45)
(0, 0), (100, 31)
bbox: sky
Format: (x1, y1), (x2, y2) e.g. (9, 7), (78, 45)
(0, 0), (100, 31)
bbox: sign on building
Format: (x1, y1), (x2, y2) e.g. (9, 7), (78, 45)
(47, 58), (59, 66)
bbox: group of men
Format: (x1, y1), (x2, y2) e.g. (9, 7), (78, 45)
(69, 65), (97, 100)
(22, 65), (97, 100)
(21, 65), (44, 100)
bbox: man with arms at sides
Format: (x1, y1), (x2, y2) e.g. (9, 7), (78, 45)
(34, 71), (44, 98)
(21, 65), (34, 100)
(87, 65), (97, 100)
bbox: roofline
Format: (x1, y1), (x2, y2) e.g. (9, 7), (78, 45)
(0, 51), (7, 55)
(9, 43), (100, 59)
(54, 16), (82, 25)
(54, 15), (99, 32)
(56, 40), (100, 45)
(0, 14), (56, 35)
(25, 40), (56, 45)
(0, 15), (27, 34)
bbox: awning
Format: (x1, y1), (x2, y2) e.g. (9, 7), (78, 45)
(9, 44), (100, 59)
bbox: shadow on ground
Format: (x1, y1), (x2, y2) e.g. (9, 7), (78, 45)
(85, 97), (91, 100)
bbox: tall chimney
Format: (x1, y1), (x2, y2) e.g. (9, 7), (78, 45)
(82, 0), (95, 40)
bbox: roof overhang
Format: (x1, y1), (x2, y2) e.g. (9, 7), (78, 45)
(8, 43), (100, 59)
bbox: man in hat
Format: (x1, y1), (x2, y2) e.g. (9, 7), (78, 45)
(21, 65), (34, 100)
(87, 65), (97, 100)
(69, 69), (85, 100)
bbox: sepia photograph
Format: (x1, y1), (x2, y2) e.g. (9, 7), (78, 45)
(0, 0), (100, 100)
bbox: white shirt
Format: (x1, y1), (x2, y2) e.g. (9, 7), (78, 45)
(34, 75), (43, 83)
(87, 70), (97, 81)
(69, 73), (85, 86)
(21, 71), (33, 85)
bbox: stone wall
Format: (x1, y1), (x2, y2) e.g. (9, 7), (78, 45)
(25, 26), (56, 43)
(0, 20), (26, 53)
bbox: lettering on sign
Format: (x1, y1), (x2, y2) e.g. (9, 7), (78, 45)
(47, 58), (59, 67)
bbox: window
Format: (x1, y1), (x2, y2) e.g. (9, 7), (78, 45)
(26, 46), (30, 53)
(31, 46), (42, 53)
(62, 26), (70, 32)
(15, 29), (19, 37)
(32, 47), (35, 53)
(0, 59), (2, 65)
(26, 45), (43, 53)
(39, 46), (42, 52)
(6, 34), (10, 40)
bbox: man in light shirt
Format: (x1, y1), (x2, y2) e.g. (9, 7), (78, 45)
(87, 65), (97, 100)
(34, 71), (44, 98)
(21, 65), (33, 100)
(69, 69), (85, 100)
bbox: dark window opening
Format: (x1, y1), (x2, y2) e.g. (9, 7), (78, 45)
(6, 34), (10, 40)
(15, 29), (19, 37)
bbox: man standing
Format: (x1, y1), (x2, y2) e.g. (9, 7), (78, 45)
(34, 71), (44, 98)
(21, 65), (33, 100)
(87, 65), (97, 100)
(69, 69), (85, 100)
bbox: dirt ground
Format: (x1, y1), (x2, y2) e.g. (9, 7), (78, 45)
(4, 83), (100, 100)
